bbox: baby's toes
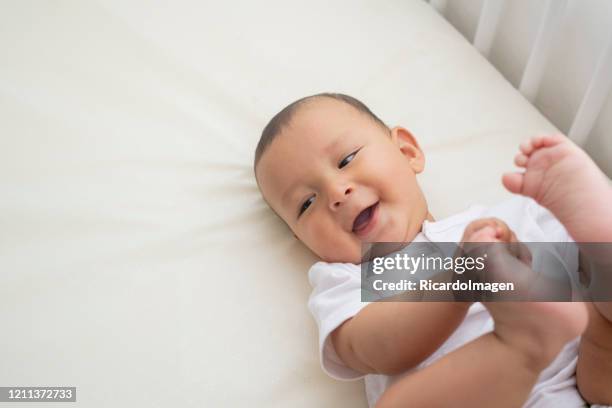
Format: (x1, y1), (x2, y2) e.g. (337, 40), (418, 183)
(544, 133), (567, 145)
(520, 139), (535, 156)
(514, 153), (528, 168)
(502, 172), (525, 195)
(532, 133), (566, 150)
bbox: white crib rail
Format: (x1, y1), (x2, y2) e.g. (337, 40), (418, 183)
(518, 0), (567, 104)
(426, 0), (612, 146)
(568, 32), (612, 145)
(473, 0), (506, 58)
(429, 0), (447, 15)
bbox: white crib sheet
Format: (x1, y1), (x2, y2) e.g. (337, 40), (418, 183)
(0, 0), (558, 406)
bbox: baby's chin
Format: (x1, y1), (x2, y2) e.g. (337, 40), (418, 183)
(318, 251), (362, 265)
(314, 243), (362, 265)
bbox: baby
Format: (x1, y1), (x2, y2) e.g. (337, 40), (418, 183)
(254, 93), (612, 407)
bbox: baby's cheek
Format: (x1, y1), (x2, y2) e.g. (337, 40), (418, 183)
(306, 228), (351, 263)
(371, 160), (401, 182)
(385, 168), (420, 198)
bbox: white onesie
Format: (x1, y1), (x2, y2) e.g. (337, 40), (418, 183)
(308, 196), (596, 408)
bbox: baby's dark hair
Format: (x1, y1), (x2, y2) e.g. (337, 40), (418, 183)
(254, 93), (388, 172)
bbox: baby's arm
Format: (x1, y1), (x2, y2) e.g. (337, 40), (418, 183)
(331, 218), (509, 375)
(502, 134), (612, 404)
(331, 301), (470, 374)
(334, 218), (586, 407)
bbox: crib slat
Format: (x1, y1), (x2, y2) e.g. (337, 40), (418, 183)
(568, 32), (612, 146)
(518, 0), (567, 103)
(429, 0), (448, 15)
(473, 0), (506, 58)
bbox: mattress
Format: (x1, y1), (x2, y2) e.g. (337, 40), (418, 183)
(0, 0), (559, 406)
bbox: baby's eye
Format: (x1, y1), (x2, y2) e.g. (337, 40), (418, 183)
(338, 149), (360, 169)
(298, 195), (315, 217)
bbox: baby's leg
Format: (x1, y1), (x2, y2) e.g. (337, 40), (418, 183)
(376, 220), (588, 408)
(502, 133), (612, 243)
(502, 134), (612, 404)
(377, 316), (584, 408)
(577, 302), (612, 405)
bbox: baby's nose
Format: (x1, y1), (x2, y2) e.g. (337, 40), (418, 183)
(330, 187), (353, 209)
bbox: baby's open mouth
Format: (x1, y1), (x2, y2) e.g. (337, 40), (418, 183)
(352, 202), (379, 233)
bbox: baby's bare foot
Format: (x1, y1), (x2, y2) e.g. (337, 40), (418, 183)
(502, 134), (612, 242)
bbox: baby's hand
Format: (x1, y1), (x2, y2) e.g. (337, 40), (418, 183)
(458, 218), (534, 300)
(460, 217), (531, 265)
(461, 217), (516, 243)
(460, 218), (530, 264)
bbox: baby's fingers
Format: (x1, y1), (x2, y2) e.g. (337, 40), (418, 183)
(494, 221), (513, 242)
(462, 219), (498, 242)
(517, 242), (532, 266)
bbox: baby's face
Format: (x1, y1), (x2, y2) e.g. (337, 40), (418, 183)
(256, 98), (431, 264)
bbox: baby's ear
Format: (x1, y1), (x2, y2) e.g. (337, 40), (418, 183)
(391, 126), (425, 173)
